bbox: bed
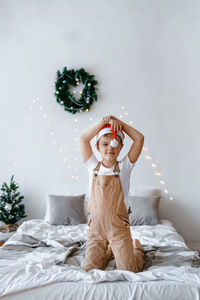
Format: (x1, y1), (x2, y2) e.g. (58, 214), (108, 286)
(0, 193), (200, 300)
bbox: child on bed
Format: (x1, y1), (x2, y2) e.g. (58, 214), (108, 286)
(80, 115), (145, 272)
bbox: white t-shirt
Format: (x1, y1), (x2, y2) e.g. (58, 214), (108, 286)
(84, 153), (136, 210)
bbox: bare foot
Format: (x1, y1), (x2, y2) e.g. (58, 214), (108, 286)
(133, 239), (145, 253)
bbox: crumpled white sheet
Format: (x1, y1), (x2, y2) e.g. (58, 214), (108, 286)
(0, 219), (200, 297)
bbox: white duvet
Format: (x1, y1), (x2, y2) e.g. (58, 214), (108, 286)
(0, 219), (200, 297)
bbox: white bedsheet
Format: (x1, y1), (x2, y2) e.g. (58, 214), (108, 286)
(0, 219), (200, 298)
(1, 281), (200, 300)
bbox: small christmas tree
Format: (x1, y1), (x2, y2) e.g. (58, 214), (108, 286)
(0, 175), (27, 225)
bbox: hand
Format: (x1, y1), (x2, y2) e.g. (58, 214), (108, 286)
(102, 115), (115, 124)
(109, 119), (122, 131)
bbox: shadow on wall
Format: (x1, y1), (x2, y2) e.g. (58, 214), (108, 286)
(159, 196), (195, 239)
(136, 188), (195, 240)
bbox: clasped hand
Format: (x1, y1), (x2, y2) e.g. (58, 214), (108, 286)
(102, 115), (123, 131)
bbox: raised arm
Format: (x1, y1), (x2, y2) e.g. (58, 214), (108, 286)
(110, 116), (144, 164)
(80, 119), (105, 163)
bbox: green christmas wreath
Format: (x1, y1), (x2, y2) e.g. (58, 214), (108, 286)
(55, 67), (98, 114)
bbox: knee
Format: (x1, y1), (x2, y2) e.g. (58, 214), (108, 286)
(133, 266), (143, 273)
(82, 261), (93, 272)
(83, 266), (92, 272)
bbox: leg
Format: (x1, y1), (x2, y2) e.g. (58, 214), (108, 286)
(110, 223), (145, 272)
(111, 236), (140, 272)
(83, 239), (108, 272)
(132, 239), (145, 272)
(133, 238), (145, 252)
(106, 239), (145, 270)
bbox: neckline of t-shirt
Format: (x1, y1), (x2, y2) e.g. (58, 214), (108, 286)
(101, 165), (114, 171)
(101, 160), (117, 169)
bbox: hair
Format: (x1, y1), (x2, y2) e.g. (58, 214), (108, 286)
(96, 133), (123, 147)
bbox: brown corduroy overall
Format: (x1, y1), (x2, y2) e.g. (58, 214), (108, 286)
(83, 160), (144, 272)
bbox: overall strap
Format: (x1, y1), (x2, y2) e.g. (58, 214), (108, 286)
(93, 161), (101, 177)
(113, 161), (120, 177)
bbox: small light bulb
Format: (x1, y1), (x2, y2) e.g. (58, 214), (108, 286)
(59, 149), (63, 152)
(145, 155), (151, 160)
(160, 180), (165, 185)
(122, 106), (125, 110)
(39, 106), (43, 110)
(152, 163), (157, 168)
(73, 90), (76, 94)
(164, 189), (168, 194)
(169, 197), (173, 200)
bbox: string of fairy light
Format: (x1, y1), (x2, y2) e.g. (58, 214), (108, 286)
(12, 98), (173, 201)
(120, 106), (173, 201)
(13, 97), (81, 180)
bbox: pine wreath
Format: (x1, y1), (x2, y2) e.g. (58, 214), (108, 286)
(55, 67), (98, 114)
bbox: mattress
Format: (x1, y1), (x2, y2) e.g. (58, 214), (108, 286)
(0, 219), (200, 299)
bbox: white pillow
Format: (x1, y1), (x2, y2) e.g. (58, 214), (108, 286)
(44, 189), (162, 223)
(44, 194), (87, 223)
(129, 195), (161, 225)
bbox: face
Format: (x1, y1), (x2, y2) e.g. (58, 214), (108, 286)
(96, 134), (123, 162)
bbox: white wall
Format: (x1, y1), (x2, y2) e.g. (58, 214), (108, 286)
(0, 0), (199, 242)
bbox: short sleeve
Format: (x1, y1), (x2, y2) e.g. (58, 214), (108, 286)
(84, 153), (98, 172)
(120, 153), (136, 172)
